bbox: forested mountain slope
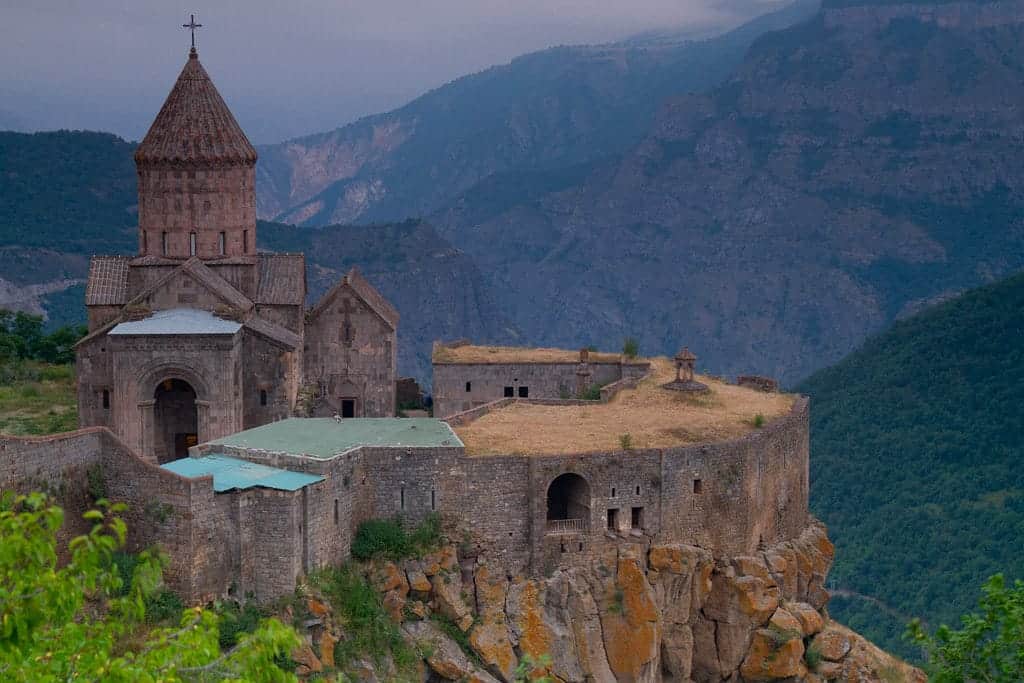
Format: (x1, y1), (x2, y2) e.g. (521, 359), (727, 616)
(798, 271), (1024, 659)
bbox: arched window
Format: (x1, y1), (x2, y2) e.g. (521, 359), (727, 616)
(218, 231), (226, 256)
(189, 231), (197, 256)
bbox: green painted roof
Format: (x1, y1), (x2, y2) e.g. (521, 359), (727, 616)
(161, 454), (324, 492)
(206, 417), (463, 459)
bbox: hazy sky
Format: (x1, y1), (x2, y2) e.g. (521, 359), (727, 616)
(1, 0), (779, 144)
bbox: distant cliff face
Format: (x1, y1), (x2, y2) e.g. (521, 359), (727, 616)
(430, 0), (1024, 382)
(254, 0), (820, 226)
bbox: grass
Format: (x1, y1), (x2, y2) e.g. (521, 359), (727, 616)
(0, 361), (77, 436)
(431, 614), (483, 667)
(350, 514), (443, 562)
(455, 357), (795, 456)
(308, 564), (419, 673)
(432, 343), (621, 364)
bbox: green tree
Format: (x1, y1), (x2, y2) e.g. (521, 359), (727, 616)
(907, 574), (1024, 682)
(0, 492), (300, 682)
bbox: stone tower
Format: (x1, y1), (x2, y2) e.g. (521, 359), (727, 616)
(134, 46), (258, 259)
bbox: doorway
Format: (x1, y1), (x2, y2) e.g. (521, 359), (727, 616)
(154, 378), (198, 463)
(341, 398), (356, 418)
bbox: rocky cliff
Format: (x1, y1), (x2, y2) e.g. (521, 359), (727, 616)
(291, 521), (922, 682)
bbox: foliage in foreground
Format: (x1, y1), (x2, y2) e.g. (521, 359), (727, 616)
(0, 492), (300, 682)
(350, 513), (442, 561)
(304, 564), (419, 674)
(908, 574), (1024, 683)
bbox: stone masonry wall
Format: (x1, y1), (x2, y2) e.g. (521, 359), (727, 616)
(304, 286), (396, 417)
(433, 361), (630, 418)
(137, 163), (257, 259)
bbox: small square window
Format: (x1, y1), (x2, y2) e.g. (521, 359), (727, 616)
(503, 386), (514, 397)
(518, 386), (529, 398)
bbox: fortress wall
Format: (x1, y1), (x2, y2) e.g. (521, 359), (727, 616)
(527, 450), (664, 573)
(658, 397), (809, 556)
(433, 361), (626, 418)
(0, 429), (107, 545)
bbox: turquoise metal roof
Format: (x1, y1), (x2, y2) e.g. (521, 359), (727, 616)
(207, 417), (462, 459)
(161, 454), (323, 492)
(110, 308), (242, 336)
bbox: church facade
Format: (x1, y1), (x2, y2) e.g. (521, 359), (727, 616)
(76, 46), (398, 463)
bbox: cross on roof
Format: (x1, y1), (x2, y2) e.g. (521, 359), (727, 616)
(182, 14), (202, 51)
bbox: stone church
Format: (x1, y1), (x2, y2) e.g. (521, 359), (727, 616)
(76, 45), (398, 463)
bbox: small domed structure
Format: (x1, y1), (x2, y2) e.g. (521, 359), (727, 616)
(663, 346), (709, 394)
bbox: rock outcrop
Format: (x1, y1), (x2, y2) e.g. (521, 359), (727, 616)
(289, 519), (923, 682)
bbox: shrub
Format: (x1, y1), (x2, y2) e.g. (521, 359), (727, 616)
(619, 433), (633, 451)
(145, 589), (184, 623)
(622, 337), (639, 358)
(805, 645), (823, 670)
(578, 383), (603, 401)
(753, 413), (766, 428)
(214, 600), (268, 650)
(350, 513), (442, 561)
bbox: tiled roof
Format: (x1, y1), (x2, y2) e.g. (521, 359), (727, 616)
(257, 254), (305, 305)
(134, 49), (257, 166)
(243, 316), (301, 349)
(85, 256), (130, 306)
(109, 308), (242, 336)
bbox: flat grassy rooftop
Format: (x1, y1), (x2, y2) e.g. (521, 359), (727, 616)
(207, 418), (463, 459)
(453, 358), (796, 456)
(433, 343), (624, 364)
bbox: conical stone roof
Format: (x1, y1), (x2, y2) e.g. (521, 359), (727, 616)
(135, 49), (256, 166)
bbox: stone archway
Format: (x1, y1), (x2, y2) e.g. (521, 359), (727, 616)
(546, 473), (591, 533)
(153, 378), (198, 463)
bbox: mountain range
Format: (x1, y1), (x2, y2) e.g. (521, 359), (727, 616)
(4, 0), (1024, 386)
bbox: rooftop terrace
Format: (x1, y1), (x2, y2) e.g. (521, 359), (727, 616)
(162, 454), (324, 492)
(207, 417), (463, 459)
(453, 358), (796, 456)
(433, 343), (625, 364)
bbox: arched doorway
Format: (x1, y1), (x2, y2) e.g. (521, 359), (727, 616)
(154, 378), (198, 463)
(546, 473), (590, 533)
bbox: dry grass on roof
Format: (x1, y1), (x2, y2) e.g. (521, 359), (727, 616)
(454, 357), (795, 456)
(433, 344), (624, 364)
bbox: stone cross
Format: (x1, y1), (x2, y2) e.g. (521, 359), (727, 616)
(182, 14), (202, 50)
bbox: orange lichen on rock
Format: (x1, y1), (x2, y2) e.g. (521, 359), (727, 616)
(740, 627), (807, 681)
(601, 555), (661, 681)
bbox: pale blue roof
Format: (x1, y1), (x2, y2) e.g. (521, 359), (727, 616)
(110, 308), (242, 336)
(208, 417), (462, 459)
(161, 453), (323, 492)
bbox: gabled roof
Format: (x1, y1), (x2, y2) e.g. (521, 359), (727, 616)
(124, 257), (254, 313)
(309, 267), (399, 330)
(134, 49), (257, 167)
(257, 254), (306, 305)
(85, 256), (130, 306)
